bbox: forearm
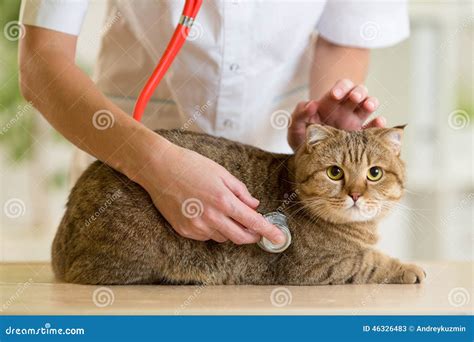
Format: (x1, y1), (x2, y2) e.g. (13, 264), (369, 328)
(310, 36), (370, 99)
(19, 27), (172, 185)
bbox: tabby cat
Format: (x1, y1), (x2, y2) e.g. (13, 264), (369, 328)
(52, 124), (425, 285)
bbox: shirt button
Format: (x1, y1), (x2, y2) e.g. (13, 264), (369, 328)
(229, 63), (240, 72)
(223, 119), (235, 129)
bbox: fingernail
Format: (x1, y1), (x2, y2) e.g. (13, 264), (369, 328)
(272, 232), (285, 245)
(379, 116), (386, 126)
(333, 88), (343, 99)
(366, 100), (375, 111)
(352, 91), (362, 101)
(342, 79), (352, 88)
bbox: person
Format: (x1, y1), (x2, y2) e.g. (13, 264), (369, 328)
(18, 0), (409, 245)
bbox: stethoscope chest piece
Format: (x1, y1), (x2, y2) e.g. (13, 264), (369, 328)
(258, 212), (292, 253)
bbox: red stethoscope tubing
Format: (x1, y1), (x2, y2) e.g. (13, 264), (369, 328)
(132, 0), (202, 122)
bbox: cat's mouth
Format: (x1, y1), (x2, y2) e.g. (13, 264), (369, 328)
(345, 198), (381, 222)
(304, 196), (383, 224)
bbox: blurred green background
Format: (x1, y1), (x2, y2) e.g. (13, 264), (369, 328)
(1, 0), (67, 189)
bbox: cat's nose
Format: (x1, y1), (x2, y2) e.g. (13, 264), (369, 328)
(350, 193), (361, 202)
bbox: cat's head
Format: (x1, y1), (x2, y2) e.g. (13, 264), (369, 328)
(293, 124), (406, 224)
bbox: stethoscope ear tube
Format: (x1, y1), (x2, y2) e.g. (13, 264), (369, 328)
(132, 0), (202, 122)
(132, 3), (292, 255)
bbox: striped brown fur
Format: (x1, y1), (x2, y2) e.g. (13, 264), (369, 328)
(51, 124), (425, 285)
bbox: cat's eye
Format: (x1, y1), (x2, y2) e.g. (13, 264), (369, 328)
(367, 166), (383, 181)
(326, 165), (344, 181)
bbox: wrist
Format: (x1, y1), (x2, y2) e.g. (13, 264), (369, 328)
(118, 125), (177, 190)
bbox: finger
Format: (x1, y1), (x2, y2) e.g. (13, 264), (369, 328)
(291, 101), (311, 122)
(223, 177), (259, 209)
(288, 100), (319, 151)
(304, 101), (319, 124)
(364, 116), (386, 129)
(182, 222), (229, 242)
(227, 198), (285, 244)
(176, 227), (210, 241)
(319, 79), (354, 124)
(289, 101), (318, 128)
(344, 85), (368, 110)
(208, 230), (228, 243)
(217, 216), (260, 245)
(356, 96), (379, 120)
(330, 79), (355, 101)
(361, 96), (379, 112)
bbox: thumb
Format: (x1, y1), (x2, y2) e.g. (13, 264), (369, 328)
(290, 100), (319, 130)
(364, 116), (386, 129)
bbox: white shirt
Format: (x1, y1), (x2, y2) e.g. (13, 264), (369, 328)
(20, 0), (409, 153)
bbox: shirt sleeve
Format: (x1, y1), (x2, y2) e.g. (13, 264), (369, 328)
(316, 0), (409, 48)
(20, 0), (89, 36)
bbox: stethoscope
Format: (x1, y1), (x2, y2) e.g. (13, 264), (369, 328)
(132, 0), (291, 253)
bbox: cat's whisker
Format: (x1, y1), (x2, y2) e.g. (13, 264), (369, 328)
(52, 125), (424, 286)
(396, 214), (425, 238)
(381, 206), (420, 237)
(390, 201), (431, 212)
(389, 202), (434, 225)
(282, 180), (301, 186)
(285, 199), (328, 223)
(381, 203), (430, 236)
(403, 187), (430, 197)
(288, 201), (322, 219)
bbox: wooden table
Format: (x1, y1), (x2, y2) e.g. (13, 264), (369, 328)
(1, 262), (472, 315)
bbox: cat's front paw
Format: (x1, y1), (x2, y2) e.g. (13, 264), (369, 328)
(399, 263), (426, 284)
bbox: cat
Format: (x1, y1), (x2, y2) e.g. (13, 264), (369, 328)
(51, 124), (425, 285)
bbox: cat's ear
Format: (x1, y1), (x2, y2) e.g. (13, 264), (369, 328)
(378, 125), (406, 155)
(306, 124), (335, 150)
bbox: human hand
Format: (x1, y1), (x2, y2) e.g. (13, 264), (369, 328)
(287, 79), (386, 151)
(139, 143), (285, 245)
